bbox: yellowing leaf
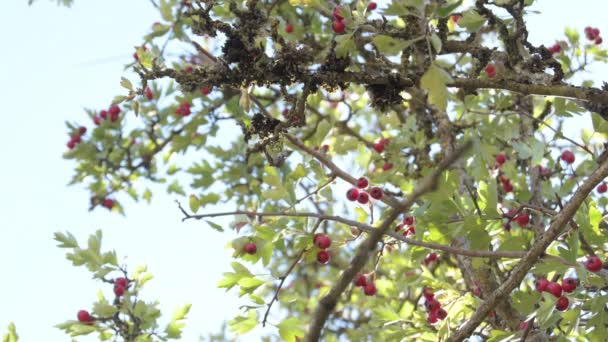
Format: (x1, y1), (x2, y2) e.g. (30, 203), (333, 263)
(420, 64), (453, 111)
(189, 194), (200, 213)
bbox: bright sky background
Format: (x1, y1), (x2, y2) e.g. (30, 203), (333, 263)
(0, 0), (607, 341)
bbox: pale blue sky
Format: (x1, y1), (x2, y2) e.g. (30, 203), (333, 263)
(0, 1), (606, 341)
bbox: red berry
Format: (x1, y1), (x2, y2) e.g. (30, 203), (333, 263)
(598, 183), (607, 194)
(285, 23), (294, 33)
(346, 188), (359, 201)
(357, 191), (369, 204)
(422, 287), (434, 300)
(520, 321), (529, 331)
(364, 282), (377, 296)
(424, 252), (438, 266)
(110, 111), (119, 122)
(176, 102), (192, 116)
(356, 177), (369, 189)
(382, 163), (393, 171)
(373, 142), (385, 153)
(536, 278), (549, 292)
(314, 234), (331, 249)
(515, 213), (529, 227)
(67, 140), (76, 149)
(369, 187), (383, 199)
(495, 153), (507, 165)
(77, 310), (93, 323)
(555, 296), (569, 311)
(367, 2), (377, 11)
(99, 110), (108, 119)
(485, 64), (496, 78)
(403, 215), (415, 226)
(561, 150), (575, 164)
(436, 308), (447, 320)
(184, 66), (194, 74)
(145, 87), (154, 100)
(201, 87), (211, 95)
(405, 226), (415, 235)
(585, 256), (603, 272)
(282, 108), (289, 117)
(102, 199), (114, 209)
(548, 43), (562, 54)
(244, 242), (257, 255)
(333, 20), (346, 34)
(473, 286), (482, 297)
(562, 278), (577, 293)
(451, 14), (461, 23)
(317, 250), (330, 264)
(114, 285), (125, 296)
(93, 116), (101, 126)
(354, 274), (367, 287)
(115, 277), (128, 288)
(503, 180), (513, 193)
(109, 104), (121, 116)
(425, 299), (440, 312)
(428, 311), (438, 324)
(333, 7), (344, 20)
(78, 126), (87, 135)
(547, 282), (562, 298)
(596, 37), (603, 45)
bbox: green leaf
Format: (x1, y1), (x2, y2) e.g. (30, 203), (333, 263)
(160, 0), (174, 21)
(206, 220), (224, 232)
(372, 35), (421, 56)
(278, 317), (305, 342)
(335, 33), (355, 58)
(165, 304), (191, 338)
(2, 323), (18, 342)
(120, 77), (133, 91)
(54, 231), (79, 248)
(229, 310), (257, 335)
(477, 180), (498, 216)
(458, 9), (487, 32)
(420, 64), (453, 111)
(436, 0), (463, 17)
(189, 194), (200, 213)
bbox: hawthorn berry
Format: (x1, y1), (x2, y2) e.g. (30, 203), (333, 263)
(585, 256), (603, 272)
(555, 296), (569, 311)
(77, 310), (93, 323)
(102, 199), (114, 209)
(382, 163), (393, 171)
(369, 187), (383, 199)
(346, 188), (359, 201)
(403, 215), (415, 226)
(115, 277), (128, 288)
(515, 213), (529, 227)
(314, 234), (331, 249)
(114, 285), (125, 296)
(364, 282), (377, 296)
(547, 43), (562, 54)
(596, 37), (603, 45)
(333, 7), (344, 20)
(332, 20), (346, 34)
(561, 150), (575, 164)
(451, 14), (461, 23)
(436, 308), (447, 320)
(547, 282), (562, 298)
(93, 116), (101, 126)
(145, 87), (154, 100)
(357, 191), (369, 204)
(503, 180), (513, 193)
(201, 87), (211, 95)
(373, 142), (385, 153)
(67, 140), (76, 149)
(99, 110), (108, 119)
(176, 102), (192, 116)
(367, 2), (377, 11)
(78, 126), (87, 135)
(356, 177), (369, 189)
(562, 278), (577, 293)
(244, 242), (257, 255)
(424, 252), (438, 266)
(354, 274), (367, 287)
(109, 104), (120, 116)
(285, 23), (294, 33)
(536, 278), (549, 292)
(422, 287), (434, 300)
(495, 153), (507, 165)
(425, 299), (440, 312)
(485, 64), (497, 78)
(473, 286), (482, 297)
(598, 183), (607, 194)
(317, 250), (330, 264)
(405, 226), (415, 236)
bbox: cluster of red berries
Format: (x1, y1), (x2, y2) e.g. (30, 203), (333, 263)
(484, 64), (496, 78)
(346, 177), (384, 204)
(354, 273), (376, 296)
(584, 27), (602, 45)
(423, 252), (438, 266)
(93, 104), (121, 126)
(560, 150), (575, 164)
(502, 208), (529, 231)
(145, 87), (154, 100)
(422, 287), (447, 324)
(535, 276), (576, 311)
(395, 215), (415, 236)
(101, 198), (115, 210)
(76, 277), (129, 325)
(175, 102), (192, 116)
(499, 175), (514, 193)
(244, 242), (257, 255)
(67, 126), (87, 150)
(314, 234), (332, 264)
(332, 7), (347, 34)
(372, 138), (393, 171)
(547, 42), (564, 54)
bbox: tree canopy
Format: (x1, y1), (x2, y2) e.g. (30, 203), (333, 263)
(9, 0), (608, 341)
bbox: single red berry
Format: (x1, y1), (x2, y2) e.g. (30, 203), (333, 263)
(403, 215), (415, 226)
(592, 28), (601, 39)
(114, 285), (125, 296)
(93, 116), (101, 126)
(428, 311), (438, 324)
(99, 110), (108, 119)
(536, 278), (549, 292)
(422, 287), (434, 300)
(515, 213), (529, 227)
(382, 163), (393, 171)
(598, 183), (607, 194)
(538, 165), (551, 177)
(71, 135), (81, 144)
(555, 296), (569, 311)
(596, 37), (603, 45)
(369, 187), (383, 199)
(282, 108), (289, 117)
(495, 153), (507, 165)
(561, 150), (575, 164)
(548, 43), (562, 54)
(314, 234), (331, 249)
(333, 7), (344, 20)
(425, 299), (440, 312)
(317, 250), (330, 264)
(547, 282), (563, 298)
(109, 104), (121, 116)
(424, 252), (438, 266)
(77, 310), (93, 323)
(356, 177), (369, 189)
(503, 180), (513, 193)
(354, 274), (367, 287)
(201, 87), (211, 95)
(67, 140), (76, 149)
(346, 188), (359, 201)
(367, 2), (377, 11)
(357, 191), (369, 204)
(285, 23), (294, 33)
(484, 64), (496, 78)
(373, 142), (385, 153)
(244, 242), (257, 255)
(436, 308), (447, 320)
(405, 226), (415, 235)
(332, 20), (346, 34)
(102, 199), (114, 209)
(520, 321), (529, 331)
(78, 126), (87, 135)
(562, 278), (577, 293)
(364, 282), (377, 296)
(110, 111), (119, 122)
(451, 14), (461, 23)
(115, 277), (128, 288)
(585, 256), (603, 272)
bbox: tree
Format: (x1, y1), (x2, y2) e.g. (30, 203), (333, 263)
(21, 0), (608, 341)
